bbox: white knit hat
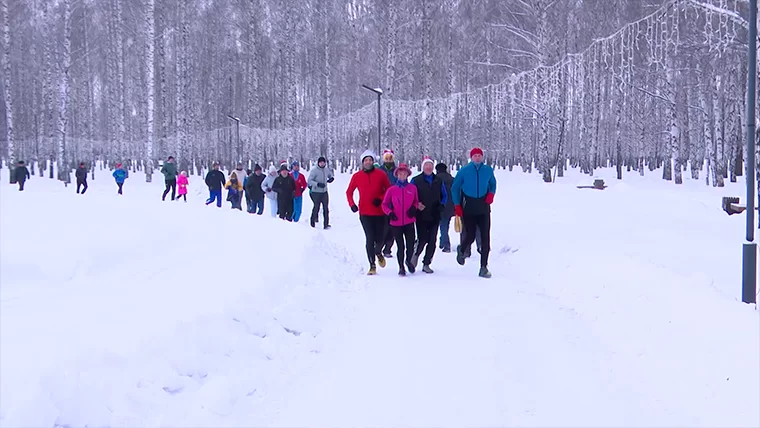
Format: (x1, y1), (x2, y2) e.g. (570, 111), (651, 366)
(421, 156), (434, 167)
(360, 149), (376, 162)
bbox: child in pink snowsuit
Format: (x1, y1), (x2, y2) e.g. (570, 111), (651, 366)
(177, 171), (189, 202)
(381, 163), (419, 276)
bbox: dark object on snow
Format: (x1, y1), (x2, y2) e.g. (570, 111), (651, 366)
(577, 178), (607, 190)
(722, 196), (758, 215)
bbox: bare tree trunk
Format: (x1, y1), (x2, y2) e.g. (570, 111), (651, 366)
(145, 0), (156, 182)
(1, 0), (14, 181)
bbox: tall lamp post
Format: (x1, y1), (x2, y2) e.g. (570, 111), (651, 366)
(742, 0), (757, 304)
(362, 84), (383, 155)
(227, 115), (241, 163)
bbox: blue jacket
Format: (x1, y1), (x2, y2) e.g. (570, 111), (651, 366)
(381, 164), (398, 185)
(451, 162), (496, 205)
(112, 168), (128, 184)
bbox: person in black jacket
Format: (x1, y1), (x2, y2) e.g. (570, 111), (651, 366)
(245, 164), (266, 215)
(272, 164), (296, 221)
(75, 162), (88, 194)
(13, 161), (30, 191)
(410, 157), (448, 273)
(204, 162), (226, 208)
(435, 163), (455, 252)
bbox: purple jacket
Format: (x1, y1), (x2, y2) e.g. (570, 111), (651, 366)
(382, 181), (419, 227)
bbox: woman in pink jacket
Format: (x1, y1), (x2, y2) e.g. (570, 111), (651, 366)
(177, 171), (189, 202)
(381, 163), (419, 276)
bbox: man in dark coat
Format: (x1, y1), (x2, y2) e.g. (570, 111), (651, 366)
(245, 164), (266, 215)
(435, 163), (455, 252)
(204, 162), (226, 208)
(272, 164), (296, 221)
(410, 157), (448, 273)
(75, 162), (88, 194)
(13, 161), (30, 191)
(160, 156), (179, 201)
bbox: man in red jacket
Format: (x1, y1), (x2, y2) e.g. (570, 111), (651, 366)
(347, 150), (391, 275)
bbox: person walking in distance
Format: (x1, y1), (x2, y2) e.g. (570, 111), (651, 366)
(75, 162), (88, 195)
(204, 162), (226, 207)
(435, 163), (454, 252)
(112, 163), (128, 195)
(346, 150), (391, 275)
(225, 172), (244, 210)
(261, 165), (279, 217)
(379, 149), (398, 258)
(290, 161), (308, 222)
(245, 164), (266, 215)
(452, 147), (497, 278)
(161, 156), (178, 201)
(273, 164), (297, 221)
(308, 156), (334, 229)
(381, 163), (419, 276)
(176, 171), (189, 202)
(13, 160), (30, 191)
(410, 156), (448, 274)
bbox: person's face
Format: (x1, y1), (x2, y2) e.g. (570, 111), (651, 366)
(471, 153), (484, 164)
(255, 170), (262, 175)
(293, 165), (299, 172)
(318, 160), (326, 168)
(280, 170), (288, 177)
(363, 157), (374, 169)
(213, 164), (219, 170)
(423, 163), (434, 174)
(397, 170), (409, 181)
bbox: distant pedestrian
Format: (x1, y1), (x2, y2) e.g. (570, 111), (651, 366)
(245, 164), (266, 215)
(176, 171), (189, 202)
(225, 171), (244, 210)
(273, 164), (296, 221)
(75, 162), (88, 194)
(262, 165), (279, 217)
(13, 161), (30, 191)
(112, 163), (128, 195)
(204, 162), (226, 207)
(307, 156), (334, 229)
(435, 162), (454, 252)
(290, 161), (308, 222)
(161, 156), (178, 201)
(381, 163), (418, 276)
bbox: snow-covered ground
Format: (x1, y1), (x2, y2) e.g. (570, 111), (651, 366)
(1, 164), (758, 427)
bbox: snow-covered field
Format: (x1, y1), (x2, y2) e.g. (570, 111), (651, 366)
(1, 164), (758, 427)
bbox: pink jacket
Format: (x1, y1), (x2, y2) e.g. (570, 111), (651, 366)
(382, 181), (419, 227)
(177, 175), (189, 195)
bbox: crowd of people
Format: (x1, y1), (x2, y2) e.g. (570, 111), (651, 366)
(9, 147), (495, 278)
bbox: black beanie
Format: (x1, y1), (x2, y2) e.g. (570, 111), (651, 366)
(435, 163), (447, 173)
(254, 164), (262, 172)
(279, 164), (289, 172)
(318, 156), (327, 164)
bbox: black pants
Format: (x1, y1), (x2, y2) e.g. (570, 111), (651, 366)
(382, 217), (395, 255)
(278, 197), (293, 220)
(310, 192), (330, 226)
(392, 224), (416, 269)
(176, 194), (187, 201)
(117, 182), (123, 194)
(360, 215), (386, 266)
(415, 218), (440, 265)
(163, 179), (177, 200)
(77, 181), (88, 194)
(461, 213), (491, 268)
(231, 192), (243, 210)
(18, 180), (25, 191)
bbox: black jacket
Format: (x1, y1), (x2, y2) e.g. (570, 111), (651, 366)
(205, 169), (226, 192)
(245, 173), (265, 200)
(412, 173), (443, 222)
(75, 166), (87, 183)
(272, 174), (296, 202)
(436, 171), (455, 218)
(14, 166), (30, 182)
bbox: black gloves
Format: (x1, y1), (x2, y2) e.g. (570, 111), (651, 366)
(327, 177), (334, 183)
(389, 212), (398, 221)
(351, 205), (359, 213)
(407, 206), (417, 218)
(372, 198), (382, 207)
(317, 182), (326, 188)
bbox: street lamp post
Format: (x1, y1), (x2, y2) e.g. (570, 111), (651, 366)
(362, 84), (383, 155)
(227, 115), (241, 164)
(742, 0), (757, 304)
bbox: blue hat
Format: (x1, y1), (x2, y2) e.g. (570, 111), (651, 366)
(292, 161), (300, 167)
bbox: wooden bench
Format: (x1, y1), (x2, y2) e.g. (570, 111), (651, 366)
(722, 196), (759, 215)
(577, 178), (607, 190)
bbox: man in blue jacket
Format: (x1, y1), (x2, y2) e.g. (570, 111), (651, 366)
(451, 147), (497, 278)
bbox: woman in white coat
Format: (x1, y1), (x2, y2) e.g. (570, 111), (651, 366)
(261, 165), (279, 217)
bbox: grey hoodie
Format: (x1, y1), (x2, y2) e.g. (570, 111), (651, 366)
(307, 165), (334, 194)
(261, 166), (278, 200)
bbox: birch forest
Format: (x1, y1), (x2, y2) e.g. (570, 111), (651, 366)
(0, 0), (758, 191)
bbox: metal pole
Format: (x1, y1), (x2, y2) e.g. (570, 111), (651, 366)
(236, 119), (240, 163)
(742, 0), (757, 304)
(377, 93), (382, 155)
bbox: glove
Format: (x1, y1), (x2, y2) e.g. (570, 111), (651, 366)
(372, 198), (382, 207)
(351, 205), (359, 213)
(389, 212), (398, 221)
(407, 206), (417, 218)
(485, 192), (495, 205)
(454, 205), (463, 217)
(327, 177), (334, 183)
(317, 182), (326, 188)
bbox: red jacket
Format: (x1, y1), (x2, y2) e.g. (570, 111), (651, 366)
(346, 167), (390, 216)
(292, 171), (308, 197)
